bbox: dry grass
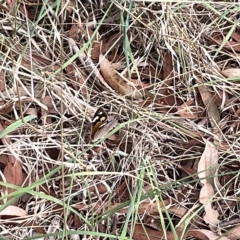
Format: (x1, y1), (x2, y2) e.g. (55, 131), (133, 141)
(0, 0), (240, 239)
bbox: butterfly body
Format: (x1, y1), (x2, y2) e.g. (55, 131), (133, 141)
(91, 107), (118, 142)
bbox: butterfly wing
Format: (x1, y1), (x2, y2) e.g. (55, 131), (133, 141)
(91, 108), (118, 142)
(91, 108), (108, 139)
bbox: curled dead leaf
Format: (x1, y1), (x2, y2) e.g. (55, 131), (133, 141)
(99, 54), (143, 99)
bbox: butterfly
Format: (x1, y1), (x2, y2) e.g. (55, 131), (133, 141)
(91, 107), (118, 142)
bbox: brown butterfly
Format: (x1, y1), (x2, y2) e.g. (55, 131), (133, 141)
(91, 107), (118, 142)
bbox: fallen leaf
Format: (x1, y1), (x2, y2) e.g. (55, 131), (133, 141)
(158, 52), (176, 106)
(198, 140), (219, 186)
(187, 229), (230, 240)
(6, 0), (15, 9)
(131, 79), (151, 88)
(91, 32), (123, 60)
(213, 39), (240, 52)
(131, 224), (182, 240)
(89, 182), (109, 194)
(74, 214), (82, 229)
(0, 123), (24, 205)
(207, 32), (240, 52)
(0, 154), (8, 165)
(0, 205), (27, 217)
(99, 54), (143, 99)
(163, 51), (174, 81)
(3, 155), (24, 205)
(69, 38), (113, 91)
(132, 225), (230, 240)
(137, 199), (171, 215)
(195, 72), (221, 143)
(198, 140), (220, 230)
(24, 108), (38, 117)
(177, 99), (200, 119)
(198, 140), (218, 185)
(0, 69), (5, 91)
(68, 24), (80, 40)
(41, 96), (54, 125)
(231, 32), (240, 43)
(131, 64), (164, 81)
(143, 215), (162, 231)
(221, 68), (240, 78)
(167, 206), (188, 218)
(224, 224), (240, 240)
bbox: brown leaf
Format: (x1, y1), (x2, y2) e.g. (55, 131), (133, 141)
(132, 227), (230, 240)
(231, 32), (240, 43)
(187, 229), (230, 240)
(31, 53), (54, 66)
(207, 32), (240, 52)
(221, 68), (240, 78)
(91, 33), (123, 60)
(91, 41), (102, 60)
(163, 51), (174, 81)
(41, 96), (54, 124)
(197, 77), (220, 128)
(214, 39), (240, 52)
(0, 154), (8, 166)
(224, 224), (240, 240)
(177, 99), (199, 119)
(119, 140), (133, 154)
(0, 4), (10, 12)
(24, 108), (38, 117)
(68, 24), (80, 40)
(89, 182), (109, 194)
(69, 38), (113, 91)
(198, 140), (219, 229)
(137, 199), (170, 215)
(131, 64), (164, 81)
(6, 0), (15, 9)
(168, 206), (188, 218)
(131, 224), (182, 240)
(3, 155), (24, 205)
(131, 79), (151, 88)
(198, 140), (219, 186)
(0, 69), (5, 91)
(0, 205), (27, 217)
(74, 214), (82, 229)
(99, 54), (143, 99)
(0, 124), (24, 205)
(157, 52), (176, 106)
(195, 72), (221, 142)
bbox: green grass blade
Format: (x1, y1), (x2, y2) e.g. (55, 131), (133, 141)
(0, 115), (36, 139)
